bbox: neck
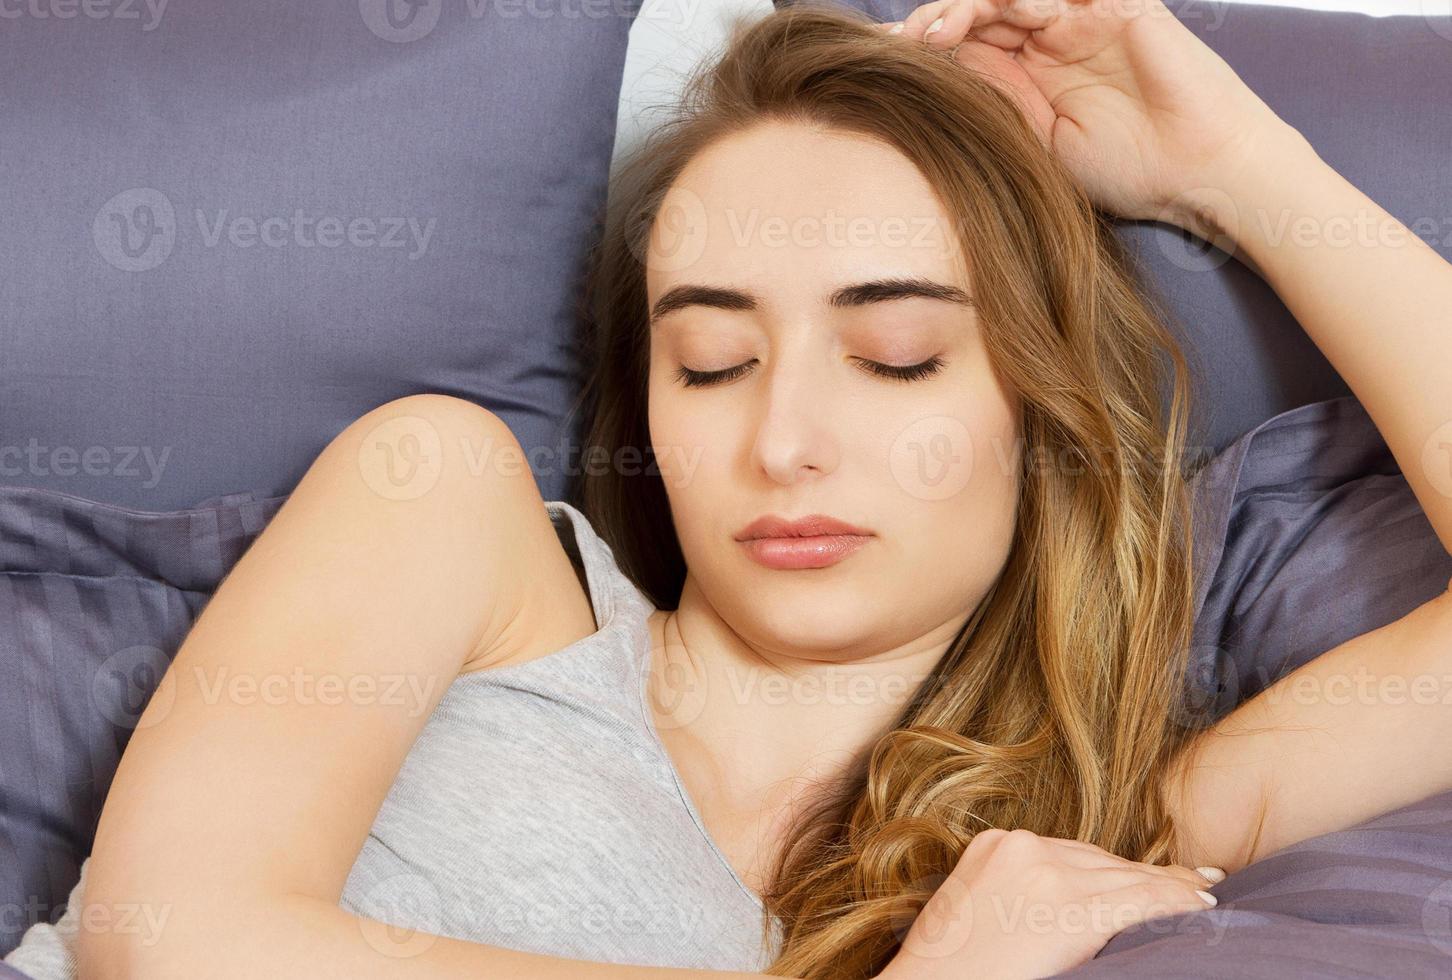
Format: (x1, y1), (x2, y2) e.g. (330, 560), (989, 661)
(645, 573), (969, 836)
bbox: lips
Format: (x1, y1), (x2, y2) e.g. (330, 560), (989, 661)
(734, 513), (875, 571)
(734, 513), (873, 542)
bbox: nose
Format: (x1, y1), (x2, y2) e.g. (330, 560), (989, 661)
(749, 348), (841, 485)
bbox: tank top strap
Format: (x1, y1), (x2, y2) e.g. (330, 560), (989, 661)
(449, 499), (659, 733)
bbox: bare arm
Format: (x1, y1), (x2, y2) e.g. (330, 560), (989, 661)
(77, 393), (792, 979)
(1176, 125), (1452, 554)
(1165, 127), (1452, 873)
(1169, 583), (1452, 873)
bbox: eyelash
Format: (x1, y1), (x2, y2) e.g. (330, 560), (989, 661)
(672, 355), (946, 389)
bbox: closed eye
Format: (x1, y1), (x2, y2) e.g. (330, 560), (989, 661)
(672, 355), (946, 389)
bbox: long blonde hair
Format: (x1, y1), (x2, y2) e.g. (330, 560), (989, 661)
(570, 3), (1205, 976)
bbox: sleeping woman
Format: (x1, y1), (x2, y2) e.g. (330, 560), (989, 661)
(52, 1), (1452, 978)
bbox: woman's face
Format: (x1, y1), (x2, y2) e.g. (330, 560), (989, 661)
(646, 120), (1023, 660)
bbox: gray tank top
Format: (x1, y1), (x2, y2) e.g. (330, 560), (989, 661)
(5, 499), (782, 978)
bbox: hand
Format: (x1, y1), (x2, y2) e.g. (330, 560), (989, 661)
(876, 828), (1223, 980)
(878, 0), (1303, 227)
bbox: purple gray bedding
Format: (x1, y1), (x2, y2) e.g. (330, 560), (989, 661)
(1067, 397), (1452, 978)
(4, 395), (1452, 975)
(0, 0), (639, 513)
(1066, 792), (1452, 977)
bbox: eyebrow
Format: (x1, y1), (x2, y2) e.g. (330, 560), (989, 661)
(648, 276), (976, 327)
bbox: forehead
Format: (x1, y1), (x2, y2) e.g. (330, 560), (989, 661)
(645, 121), (965, 302)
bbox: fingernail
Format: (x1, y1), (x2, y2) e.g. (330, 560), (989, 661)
(889, 22), (903, 34)
(1196, 866), (1227, 883)
(925, 16), (944, 36)
(1196, 889), (1218, 906)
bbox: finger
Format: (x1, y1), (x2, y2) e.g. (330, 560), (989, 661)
(967, 21), (1032, 51)
(1156, 863), (1228, 889)
(1028, 838), (1225, 888)
(1093, 876), (1219, 926)
(1023, 835), (1122, 860)
(1109, 861), (1224, 891)
(899, 0), (956, 41)
(912, 0), (1065, 41)
(924, 0), (980, 50)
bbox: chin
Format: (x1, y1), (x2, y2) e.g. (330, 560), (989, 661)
(737, 592), (876, 653)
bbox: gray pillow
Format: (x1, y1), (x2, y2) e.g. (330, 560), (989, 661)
(779, 0), (1452, 455)
(0, 0), (641, 511)
(1182, 395), (1452, 726)
(0, 485), (286, 957)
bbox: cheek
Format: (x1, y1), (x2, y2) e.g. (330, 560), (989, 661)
(883, 403), (1020, 510)
(879, 403), (1022, 616)
(649, 391), (729, 494)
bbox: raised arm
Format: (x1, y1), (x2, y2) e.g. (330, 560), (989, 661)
(1177, 129), (1452, 554)
(78, 394), (782, 980)
(1158, 133), (1452, 872)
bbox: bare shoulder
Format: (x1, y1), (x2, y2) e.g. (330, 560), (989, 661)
(79, 392), (597, 974)
(318, 393), (591, 672)
(343, 394), (598, 674)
